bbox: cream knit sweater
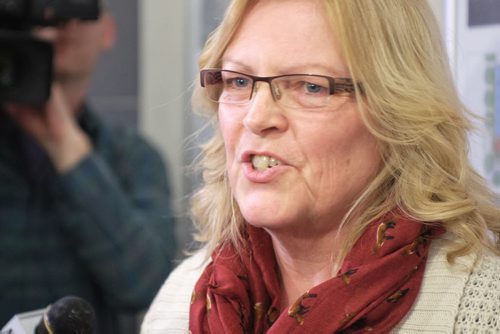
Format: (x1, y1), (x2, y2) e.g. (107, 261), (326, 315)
(141, 238), (500, 333)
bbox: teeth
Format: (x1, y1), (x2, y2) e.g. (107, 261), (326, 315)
(251, 155), (280, 171)
(252, 156), (269, 171)
(268, 157), (279, 167)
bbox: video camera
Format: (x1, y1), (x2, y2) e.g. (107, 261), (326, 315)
(0, 0), (101, 104)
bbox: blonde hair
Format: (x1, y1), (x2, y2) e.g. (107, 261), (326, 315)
(190, 0), (500, 265)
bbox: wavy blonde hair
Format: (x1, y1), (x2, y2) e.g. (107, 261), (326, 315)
(190, 0), (500, 266)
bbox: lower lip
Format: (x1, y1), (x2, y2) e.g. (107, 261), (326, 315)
(242, 162), (288, 183)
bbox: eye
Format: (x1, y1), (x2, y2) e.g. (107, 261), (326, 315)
(227, 77), (251, 89)
(304, 82), (327, 94)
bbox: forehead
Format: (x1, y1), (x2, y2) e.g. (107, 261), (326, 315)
(222, 0), (347, 76)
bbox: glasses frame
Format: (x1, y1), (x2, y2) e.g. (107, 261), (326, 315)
(200, 69), (360, 107)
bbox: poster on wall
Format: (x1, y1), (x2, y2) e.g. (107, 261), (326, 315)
(451, 0), (500, 194)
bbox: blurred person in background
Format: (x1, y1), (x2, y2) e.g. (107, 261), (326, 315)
(0, 6), (176, 333)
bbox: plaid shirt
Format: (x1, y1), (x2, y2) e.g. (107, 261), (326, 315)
(0, 105), (176, 332)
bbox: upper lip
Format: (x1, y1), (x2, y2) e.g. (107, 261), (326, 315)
(240, 150), (288, 165)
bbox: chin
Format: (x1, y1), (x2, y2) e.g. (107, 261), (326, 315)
(241, 208), (300, 231)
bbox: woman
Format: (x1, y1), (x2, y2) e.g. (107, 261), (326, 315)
(142, 0), (500, 332)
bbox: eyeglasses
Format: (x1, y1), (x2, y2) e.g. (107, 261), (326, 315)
(200, 69), (359, 110)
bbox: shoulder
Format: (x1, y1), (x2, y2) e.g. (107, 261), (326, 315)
(394, 237), (500, 333)
(141, 249), (210, 334)
(454, 251), (500, 331)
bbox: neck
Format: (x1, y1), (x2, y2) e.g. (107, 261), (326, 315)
(267, 226), (346, 308)
(56, 76), (89, 113)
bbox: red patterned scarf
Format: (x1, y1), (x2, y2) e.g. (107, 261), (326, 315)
(190, 213), (443, 333)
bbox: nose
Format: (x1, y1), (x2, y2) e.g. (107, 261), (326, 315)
(243, 81), (288, 135)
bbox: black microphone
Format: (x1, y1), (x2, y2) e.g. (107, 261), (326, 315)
(34, 296), (96, 334)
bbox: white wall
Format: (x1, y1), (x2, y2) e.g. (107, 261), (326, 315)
(428, 0), (445, 31)
(139, 1), (187, 217)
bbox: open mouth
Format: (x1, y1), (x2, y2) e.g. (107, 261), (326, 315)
(251, 155), (280, 171)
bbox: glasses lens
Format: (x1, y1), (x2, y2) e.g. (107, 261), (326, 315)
(202, 70), (253, 104)
(274, 75), (332, 109)
(202, 70), (223, 102)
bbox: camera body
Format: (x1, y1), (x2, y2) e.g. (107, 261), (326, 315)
(0, 0), (101, 104)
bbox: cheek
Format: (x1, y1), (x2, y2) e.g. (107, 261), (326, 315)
(327, 130), (381, 191)
(302, 136), (353, 190)
(218, 109), (241, 166)
(301, 117), (381, 191)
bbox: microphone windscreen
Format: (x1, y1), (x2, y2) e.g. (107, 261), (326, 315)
(34, 296), (96, 334)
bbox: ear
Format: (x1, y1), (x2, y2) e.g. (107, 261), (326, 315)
(99, 12), (116, 50)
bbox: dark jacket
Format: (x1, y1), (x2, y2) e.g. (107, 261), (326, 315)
(0, 105), (176, 333)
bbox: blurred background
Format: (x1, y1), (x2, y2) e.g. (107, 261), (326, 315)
(89, 0), (229, 257)
(90, 0), (500, 257)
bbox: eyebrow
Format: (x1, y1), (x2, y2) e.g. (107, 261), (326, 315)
(221, 57), (346, 77)
(220, 58), (253, 72)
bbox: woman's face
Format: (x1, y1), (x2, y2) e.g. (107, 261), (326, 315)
(219, 0), (381, 235)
